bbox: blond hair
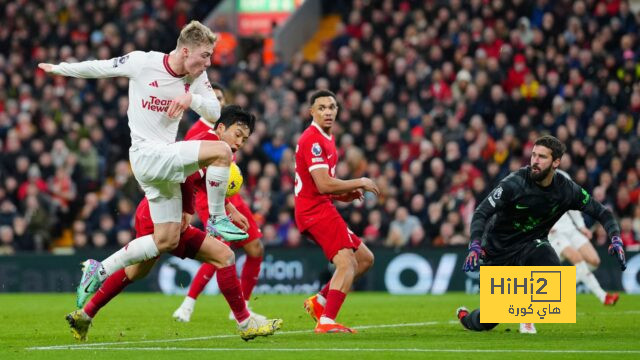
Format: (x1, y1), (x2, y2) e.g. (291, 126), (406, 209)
(177, 20), (217, 48)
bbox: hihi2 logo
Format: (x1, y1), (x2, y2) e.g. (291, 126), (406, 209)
(480, 266), (576, 323)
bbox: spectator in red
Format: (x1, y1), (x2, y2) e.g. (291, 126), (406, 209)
(504, 54), (529, 93)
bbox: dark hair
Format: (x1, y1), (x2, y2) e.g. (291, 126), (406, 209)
(210, 82), (225, 93)
(534, 135), (566, 160)
(215, 105), (255, 134)
(309, 89), (337, 107)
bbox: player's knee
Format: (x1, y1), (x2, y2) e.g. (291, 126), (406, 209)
(210, 142), (232, 166)
(587, 255), (600, 268)
(358, 251), (374, 272)
(219, 247), (235, 267)
(245, 240), (264, 258)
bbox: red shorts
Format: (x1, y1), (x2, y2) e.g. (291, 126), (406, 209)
(195, 193), (262, 249)
(134, 201), (205, 259)
(302, 211), (362, 261)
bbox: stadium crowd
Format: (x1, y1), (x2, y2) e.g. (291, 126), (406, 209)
(0, 0), (640, 255)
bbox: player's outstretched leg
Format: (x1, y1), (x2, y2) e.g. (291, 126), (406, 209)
(69, 263), (153, 340)
(456, 308), (498, 331)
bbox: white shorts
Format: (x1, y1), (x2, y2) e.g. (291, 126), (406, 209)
(129, 141), (201, 223)
(548, 230), (590, 259)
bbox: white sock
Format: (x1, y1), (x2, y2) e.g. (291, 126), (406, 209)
(316, 294), (327, 307)
(238, 316), (250, 328)
(181, 296), (196, 310)
(206, 166), (229, 218)
(319, 315), (335, 325)
(100, 235), (159, 279)
(576, 261), (606, 303)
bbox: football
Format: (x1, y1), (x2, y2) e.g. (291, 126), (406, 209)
(226, 162), (243, 197)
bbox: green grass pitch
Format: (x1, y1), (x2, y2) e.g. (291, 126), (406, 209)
(1, 293), (638, 360)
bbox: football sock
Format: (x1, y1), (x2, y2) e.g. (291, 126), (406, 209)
(84, 269), (132, 318)
(206, 166), (229, 218)
(576, 261), (606, 303)
(217, 264), (250, 323)
(179, 295), (196, 311)
(316, 293), (327, 307)
(101, 235), (159, 279)
(241, 255), (262, 301)
(188, 263), (217, 300)
(319, 281), (331, 299)
(321, 289), (346, 322)
(462, 309), (499, 331)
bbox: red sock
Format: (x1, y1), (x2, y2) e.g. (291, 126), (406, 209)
(187, 263), (217, 299)
(84, 269), (132, 318)
(240, 256), (262, 301)
(319, 281), (331, 298)
(217, 265), (250, 323)
(322, 289), (346, 320)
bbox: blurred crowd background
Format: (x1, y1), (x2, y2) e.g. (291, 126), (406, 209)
(1, 0), (640, 256)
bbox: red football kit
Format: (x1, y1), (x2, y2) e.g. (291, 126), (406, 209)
(294, 122), (362, 261)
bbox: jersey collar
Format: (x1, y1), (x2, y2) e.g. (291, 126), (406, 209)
(163, 54), (186, 78)
(311, 121), (332, 140)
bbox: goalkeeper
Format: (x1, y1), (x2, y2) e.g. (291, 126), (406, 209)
(457, 135), (626, 335)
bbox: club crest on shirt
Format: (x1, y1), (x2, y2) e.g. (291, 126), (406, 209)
(311, 143), (322, 156)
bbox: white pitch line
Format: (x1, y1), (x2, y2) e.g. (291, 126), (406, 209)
(27, 321), (450, 351)
(30, 347), (640, 354)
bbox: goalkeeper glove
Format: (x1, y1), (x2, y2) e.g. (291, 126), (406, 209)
(462, 239), (484, 272)
(608, 236), (626, 271)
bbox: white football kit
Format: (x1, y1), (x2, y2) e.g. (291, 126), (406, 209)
(51, 51), (220, 222)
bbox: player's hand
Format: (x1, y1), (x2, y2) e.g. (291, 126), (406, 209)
(38, 63), (54, 72)
(608, 236), (626, 271)
(359, 177), (380, 196)
(228, 208), (249, 231)
(180, 212), (192, 232)
(462, 239), (484, 272)
(579, 227), (593, 240)
(167, 93), (192, 118)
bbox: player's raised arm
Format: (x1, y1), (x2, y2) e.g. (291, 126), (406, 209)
(38, 51), (145, 79)
(569, 182), (625, 270)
